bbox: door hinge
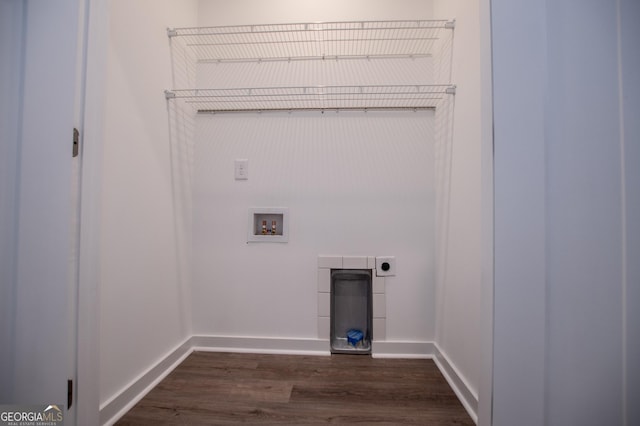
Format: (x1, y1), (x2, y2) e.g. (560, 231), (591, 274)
(67, 379), (73, 409)
(72, 128), (79, 158)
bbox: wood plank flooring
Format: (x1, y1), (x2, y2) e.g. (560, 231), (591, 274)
(116, 351), (474, 425)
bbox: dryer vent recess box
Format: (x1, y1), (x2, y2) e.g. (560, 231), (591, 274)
(375, 256), (395, 277)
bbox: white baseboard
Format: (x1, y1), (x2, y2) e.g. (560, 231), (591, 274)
(192, 335), (330, 356)
(99, 338), (193, 426)
(192, 337), (437, 359)
(99, 336), (478, 425)
(372, 340), (436, 358)
(433, 343), (479, 424)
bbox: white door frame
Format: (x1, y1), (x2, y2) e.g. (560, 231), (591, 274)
(76, 0), (108, 424)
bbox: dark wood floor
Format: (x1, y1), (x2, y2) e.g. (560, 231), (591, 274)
(116, 351), (474, 425)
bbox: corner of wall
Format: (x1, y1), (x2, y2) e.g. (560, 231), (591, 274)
(99, 338), (193, 426)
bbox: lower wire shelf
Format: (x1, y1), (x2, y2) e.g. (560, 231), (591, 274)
(165, 84), (455, 113)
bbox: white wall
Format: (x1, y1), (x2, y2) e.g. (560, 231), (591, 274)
(189, 0), (440, 344)
(491, 0), (640, 424)
(192, 111), (436, 340)
(99, 0), (198, 407)
(197, 0), (434, 26)
(432, 0), (483, 405)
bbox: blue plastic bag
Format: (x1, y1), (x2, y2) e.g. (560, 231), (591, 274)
(347, 329), (364, 346)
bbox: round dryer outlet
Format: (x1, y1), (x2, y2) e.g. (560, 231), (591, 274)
(375, 256), (396, 277)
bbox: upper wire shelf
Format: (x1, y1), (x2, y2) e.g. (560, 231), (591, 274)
(165, 84), (455, 113)
(168, 19), (455, 63)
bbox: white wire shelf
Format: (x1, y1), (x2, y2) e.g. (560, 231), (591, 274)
(168, 20), (454, 63)
(165, 84), (455, 113)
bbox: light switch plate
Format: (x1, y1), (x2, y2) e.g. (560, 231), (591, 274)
(235, 159), (248, 180)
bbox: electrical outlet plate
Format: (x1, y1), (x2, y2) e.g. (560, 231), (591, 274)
(235, 159), (248, 180)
